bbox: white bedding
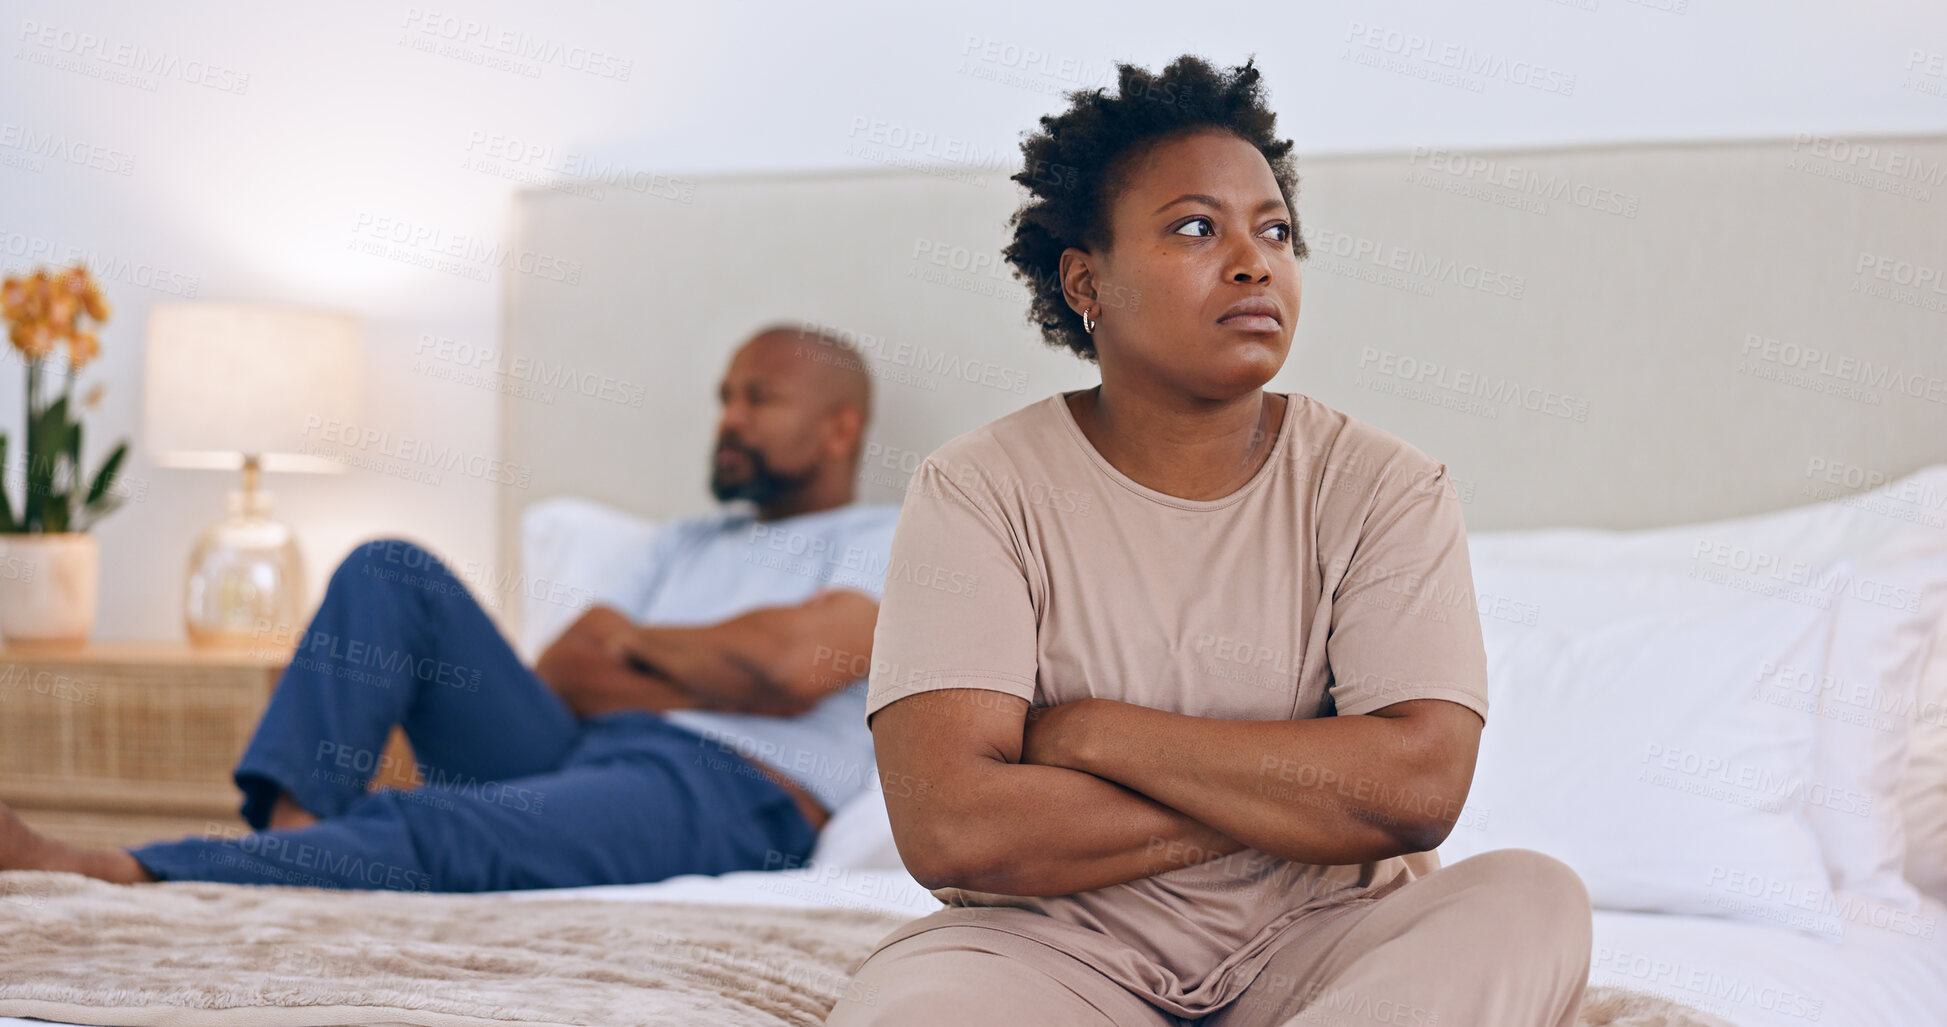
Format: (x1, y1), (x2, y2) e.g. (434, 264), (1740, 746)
(526, 868), (1947, 1027)
(9, 866), (1941, 1027)
(1587, 893), (1947, 1027)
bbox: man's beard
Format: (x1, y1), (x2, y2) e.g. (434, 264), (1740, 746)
(710, 444), (809, 505)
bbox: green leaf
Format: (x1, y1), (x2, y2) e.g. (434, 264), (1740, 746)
(23, 395), (67, 531)
(56, 416), (81, 529)
(42, 497), (68, 533)
(36, 397), (74, 533)
(0, 433), (13, 533)
(75, 494), (122, 533)
(85, 441), (127, 509)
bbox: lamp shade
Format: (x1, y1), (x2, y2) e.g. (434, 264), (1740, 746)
(143, 302), (361, 472)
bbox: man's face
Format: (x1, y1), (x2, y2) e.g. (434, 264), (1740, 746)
(710, 337), (825, 505)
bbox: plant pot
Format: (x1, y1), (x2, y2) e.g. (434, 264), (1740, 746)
(0, 532), (100, 647)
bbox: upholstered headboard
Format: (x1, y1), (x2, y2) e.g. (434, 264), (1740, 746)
(497, 134), (1947, 623)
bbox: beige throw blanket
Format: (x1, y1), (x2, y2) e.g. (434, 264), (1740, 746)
(0, 871), (1738, 1027)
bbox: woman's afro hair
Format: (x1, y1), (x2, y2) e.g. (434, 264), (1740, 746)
(1001, 54), (1304, 363)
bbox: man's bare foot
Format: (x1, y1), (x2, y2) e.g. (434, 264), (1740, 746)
(0, 799), (154, 884)
(268, 791), (319, 830)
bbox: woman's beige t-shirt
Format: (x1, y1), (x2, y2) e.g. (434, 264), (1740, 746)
(863, 389), (1492, 1018)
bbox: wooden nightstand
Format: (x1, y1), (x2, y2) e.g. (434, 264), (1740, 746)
(0, 642), (417, 850)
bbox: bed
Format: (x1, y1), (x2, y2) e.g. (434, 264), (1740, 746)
(1, 862), (1941, 1025)
(6, 132), (1946, 1025)
(505, 461), (1947, 1027)
(489, 130), (1947, 1025)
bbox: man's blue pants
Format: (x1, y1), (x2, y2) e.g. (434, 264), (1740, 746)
(128, 538), (820, 893)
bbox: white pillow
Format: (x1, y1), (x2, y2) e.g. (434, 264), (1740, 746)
(807, 786), (905, 871)
(1470, 462), (1947, 906)
(1468, 463), (1947, 572)
(1904, 631), (1947, 903)
(1439, 562), (1847, 940)
(516, 496), (664, 662)
(1474, 551), (1945, 911)
(1793, 554), (1947, 910)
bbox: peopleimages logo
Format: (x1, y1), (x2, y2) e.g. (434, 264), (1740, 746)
(0, 123), (136, 176)
(15, 19), (251, 94)
(398, 9), (632, 80)
(1341, 22), (1576, 96)
(1406, 147), (1639, 218)
(348, 212), (582, 286)
(299, 415), (534, 488)
(1354, 346), (1589, 422)
(1852, 251), (1947, 316)
(1740, 331), (1946, 405)
(1787, 133), (1946, 201)
(1310, 227), (1526, 299)
(461, 131), (694, 203)
(1855, 252), (1947, 294)
(0, 229), (200, 297)
(801, 315), (1031, 396)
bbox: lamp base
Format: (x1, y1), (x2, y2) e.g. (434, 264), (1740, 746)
(184, 487), (304, 651)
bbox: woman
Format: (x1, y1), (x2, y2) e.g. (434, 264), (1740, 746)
(825, 56), (1593, 1027)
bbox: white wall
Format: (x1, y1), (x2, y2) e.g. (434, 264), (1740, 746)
(1, 0), (1942, 641)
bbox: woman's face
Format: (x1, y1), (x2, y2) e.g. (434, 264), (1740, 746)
(1065, 128), (1301, 397)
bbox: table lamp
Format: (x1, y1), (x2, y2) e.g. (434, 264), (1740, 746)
(143, 303), (361, 648)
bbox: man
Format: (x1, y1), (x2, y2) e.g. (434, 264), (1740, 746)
(0, 326), (899, 892)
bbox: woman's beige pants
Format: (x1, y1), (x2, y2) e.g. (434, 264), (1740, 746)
(826, 848), (1593, 1027)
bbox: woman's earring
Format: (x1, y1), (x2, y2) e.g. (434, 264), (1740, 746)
(1082, 306), (1098, 334)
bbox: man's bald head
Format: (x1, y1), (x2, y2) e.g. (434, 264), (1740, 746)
(710, 325), (875, 520)
(741, 325), (872, 423)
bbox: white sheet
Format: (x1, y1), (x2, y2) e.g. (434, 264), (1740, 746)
(533, 868), (1947, 1027)
(8, 868), (1943, 1027)
(1585, 891), (1947, 1027)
